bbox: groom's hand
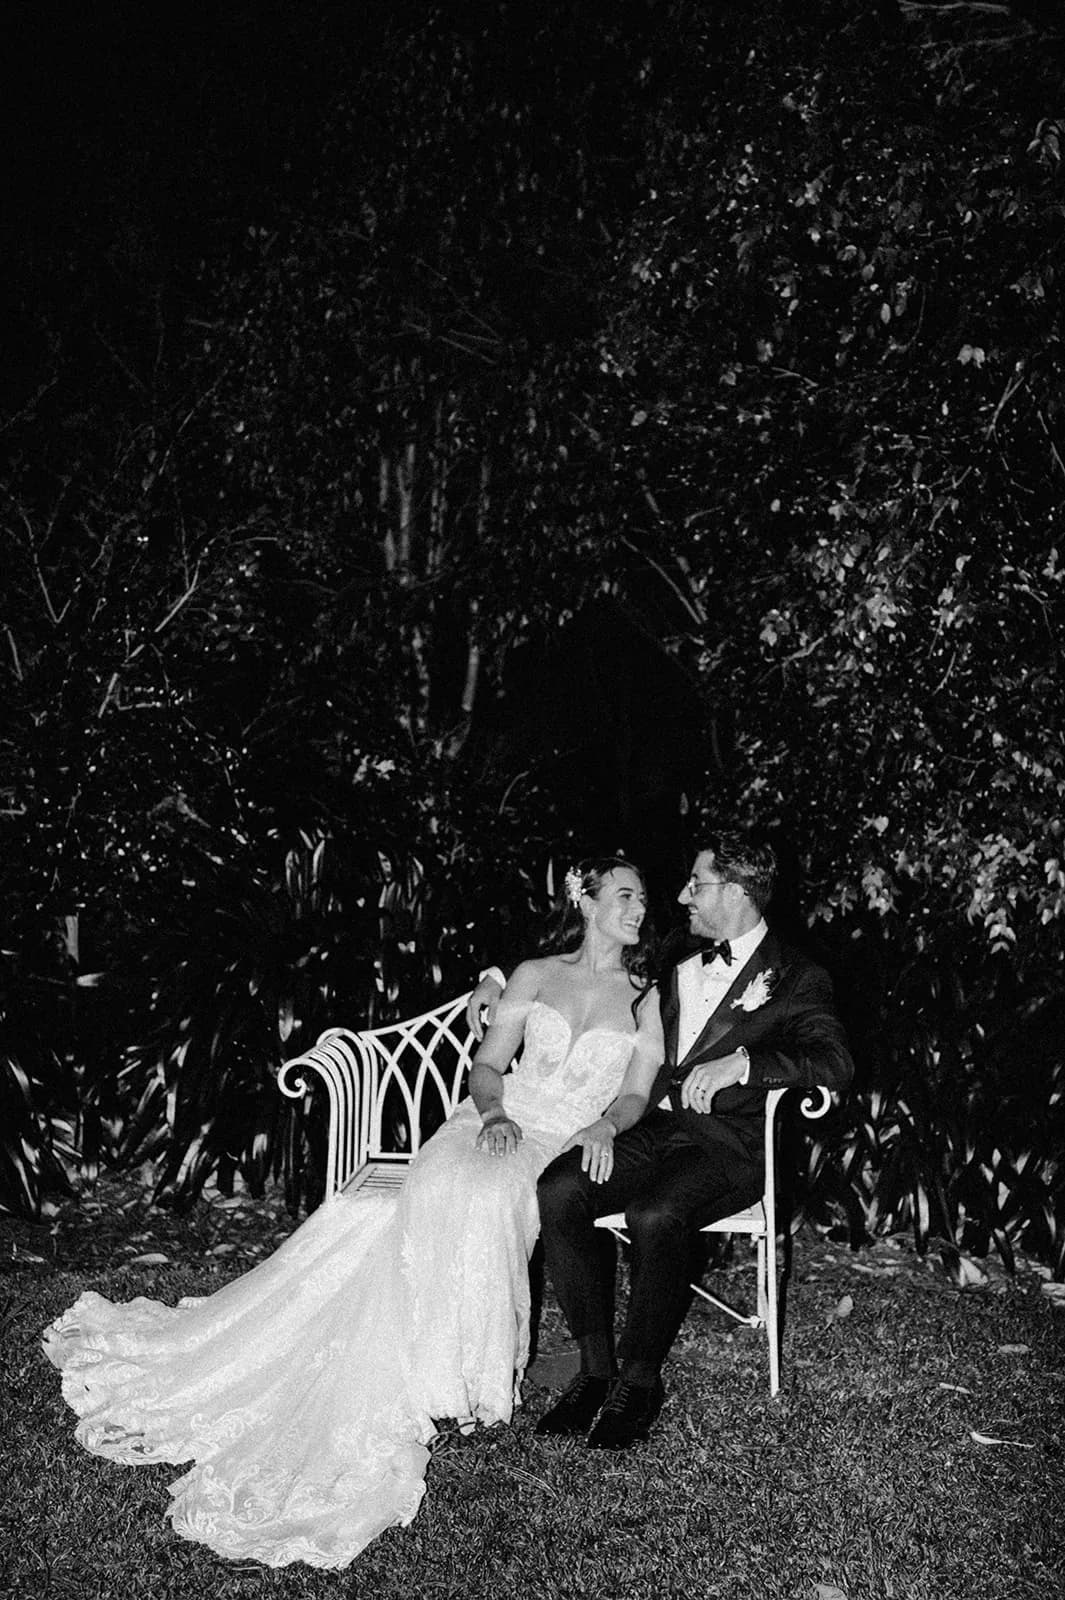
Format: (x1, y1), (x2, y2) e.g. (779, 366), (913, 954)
(561, 1118), (617, 1185)
(466, 974), (505, 1040)
(680, 1053), (748, 1113)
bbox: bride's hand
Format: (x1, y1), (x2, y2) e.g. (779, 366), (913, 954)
(476, 1113), (523, 1156)
(561, 1118), (616, 1185)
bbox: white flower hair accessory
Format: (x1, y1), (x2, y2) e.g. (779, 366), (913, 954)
(732, 969), (774, 1012)
(564, 866), (585, 907)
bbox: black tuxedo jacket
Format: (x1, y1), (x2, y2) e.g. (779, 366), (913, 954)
(648, 930), (854, 1162)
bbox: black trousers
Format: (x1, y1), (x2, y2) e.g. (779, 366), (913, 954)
(536, 1109), (764, 1380)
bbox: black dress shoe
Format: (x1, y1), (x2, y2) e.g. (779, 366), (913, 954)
(535, 1373), (611, 1437)
(585, 1377), (665, 1450)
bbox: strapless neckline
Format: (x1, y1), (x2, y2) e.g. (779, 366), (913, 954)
(528, 999), (635, 1063)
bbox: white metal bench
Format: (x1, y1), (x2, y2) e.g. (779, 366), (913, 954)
(277, 993), (480, 1200)
(595, 1084), (831, 1397)
(277, 996), (831, 1397)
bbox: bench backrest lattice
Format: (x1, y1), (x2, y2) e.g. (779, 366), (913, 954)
(277, 993), (478, 1198)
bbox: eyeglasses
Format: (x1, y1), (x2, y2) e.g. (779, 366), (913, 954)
(684, 877), (730, 894)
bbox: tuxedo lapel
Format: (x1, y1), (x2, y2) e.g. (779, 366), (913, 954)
(661, 963), (682, 1059)
(677, 931), (784, 1069)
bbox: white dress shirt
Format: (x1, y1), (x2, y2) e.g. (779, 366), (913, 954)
(674, 918), (769, 1067)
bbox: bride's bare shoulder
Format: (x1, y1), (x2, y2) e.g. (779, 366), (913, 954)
(502, 957), (552, 1000)
(508, 953), (578, 992)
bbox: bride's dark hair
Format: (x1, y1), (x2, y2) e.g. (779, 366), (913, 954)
(540, 855), (657, 986)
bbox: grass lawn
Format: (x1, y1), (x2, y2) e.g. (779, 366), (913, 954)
(2, 1179), (1062, 1600)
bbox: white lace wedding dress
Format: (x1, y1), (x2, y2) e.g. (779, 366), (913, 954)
(44, 1001), (634, 1569)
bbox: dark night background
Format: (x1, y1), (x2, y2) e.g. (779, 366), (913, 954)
(2, 2), (1063, 1277)
(4, 1), (713, 887)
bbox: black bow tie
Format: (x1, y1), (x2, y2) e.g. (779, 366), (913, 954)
(700, 939), (733, 967)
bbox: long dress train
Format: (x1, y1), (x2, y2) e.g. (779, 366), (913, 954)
(43, 1001), (634, 1569)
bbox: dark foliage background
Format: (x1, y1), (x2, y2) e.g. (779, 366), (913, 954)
(2, 1), (1063, 1274)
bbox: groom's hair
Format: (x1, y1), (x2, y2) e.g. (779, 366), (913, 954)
(697, 830), (776, 914)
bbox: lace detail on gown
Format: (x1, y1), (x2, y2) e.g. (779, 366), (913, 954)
(43, 1003), (634, 1569)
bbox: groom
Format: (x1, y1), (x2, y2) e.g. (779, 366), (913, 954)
(477, 829), (853, 1450)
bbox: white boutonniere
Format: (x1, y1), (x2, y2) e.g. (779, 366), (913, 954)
(732, 969), (774, 1013)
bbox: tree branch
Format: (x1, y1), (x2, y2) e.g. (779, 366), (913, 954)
(5, 627), (23, 681)
(984, 367), (1026, 438)
(151, 562), (204, 636)
(96, 561), (204, 718)
(93, 327), (149, 394)
(0, 377), (58, 437)
(1036, 409), (1065, 481)
(618, 536), (708, 629)
(899, 2), (1018, 17)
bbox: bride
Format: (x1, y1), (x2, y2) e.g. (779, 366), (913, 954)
(44, 856), (662, 1569)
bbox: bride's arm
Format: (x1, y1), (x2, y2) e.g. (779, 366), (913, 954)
(469, 961), (539, 1156)
(561, 988), (665, 1184)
